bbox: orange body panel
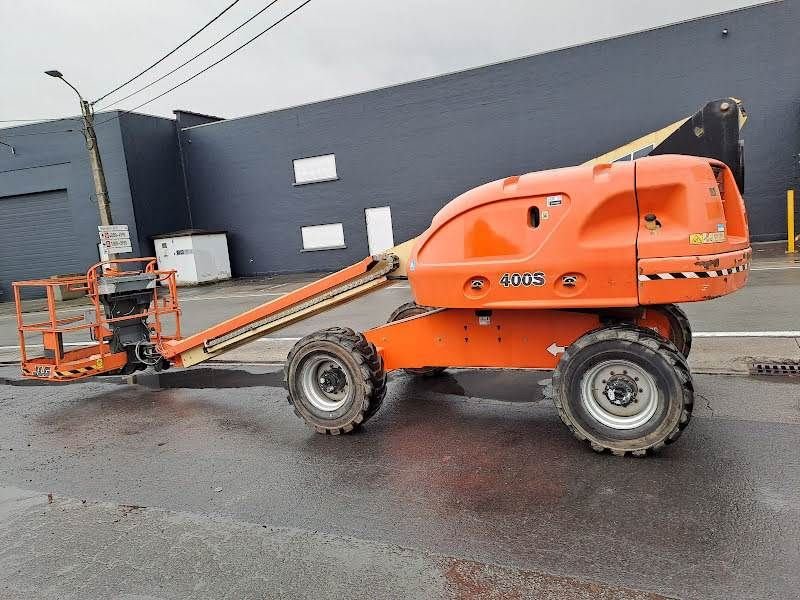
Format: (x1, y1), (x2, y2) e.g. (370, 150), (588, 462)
(635, 157), (749, 259)
(637, 247), (751, 304)
(408, 161), (640, 309)
(408, 155), (750, 310)
(365, 305), (685, 372)
(22, 347), (128, 381)
(365, 308), (602, 371)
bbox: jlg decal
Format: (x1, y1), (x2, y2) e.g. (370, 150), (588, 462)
(33, 365), (51, 377)
(500, 272), (546, 287)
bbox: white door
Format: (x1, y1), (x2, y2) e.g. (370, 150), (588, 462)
(365, 206), (395, 255)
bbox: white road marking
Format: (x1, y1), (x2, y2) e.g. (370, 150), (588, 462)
(179, 292), (286, 301)
(750, 264), (800, 271)
(265, 282), (295, 290)
(693, 331), (800, 338)
(0, 342), (89, 350)
(0, 306), (88, 320)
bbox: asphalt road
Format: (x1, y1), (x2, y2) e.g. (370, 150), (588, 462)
(1, 363), (799, 599)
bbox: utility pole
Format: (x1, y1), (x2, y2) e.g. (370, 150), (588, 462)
(78, 99), (113, 228)
(45, 70), (115, 257)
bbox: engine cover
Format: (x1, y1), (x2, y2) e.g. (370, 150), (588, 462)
(408, 155), (749, 309)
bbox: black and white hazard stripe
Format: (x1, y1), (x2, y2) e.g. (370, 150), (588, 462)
(638, 263), (749, 281)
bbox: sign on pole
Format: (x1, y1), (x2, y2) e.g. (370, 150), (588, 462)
(98, 224), (132, 253)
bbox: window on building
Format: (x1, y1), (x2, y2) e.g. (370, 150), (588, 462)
(293, 154), (338, 185)
(301, 223), (346, 251)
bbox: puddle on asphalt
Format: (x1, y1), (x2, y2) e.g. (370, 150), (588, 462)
(146, 368), (285, 389)
(150, 368), (547, 403)
(405, 370), (548, 403)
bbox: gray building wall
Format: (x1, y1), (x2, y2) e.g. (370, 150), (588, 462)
(0, 111), (185, 298)
(118, 112), (189, 255)
(0, 114), (139, 298)
(182, 0), (800, 277)
(174, 110), (226, 230)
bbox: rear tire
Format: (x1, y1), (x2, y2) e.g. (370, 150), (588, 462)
(387, 302), (446, 377)
(546, 325), (693, 456)
(648, 304), (692, 358)
(285, 327), (386, 434)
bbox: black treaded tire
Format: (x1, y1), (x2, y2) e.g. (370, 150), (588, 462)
(285, 327), (386, 434)
(545, 324), (694, 457)
(649, 304), (692, 358)
(387, 302), (446, 377)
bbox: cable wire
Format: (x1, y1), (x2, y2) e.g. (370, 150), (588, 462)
(0, 117), (80, 125)
(0, 128), (80, 138)
(93, 0), (242, 105)
(94, 0), (312, 127)
(0, 117), (71, 123)
(98, 0), (279, 110)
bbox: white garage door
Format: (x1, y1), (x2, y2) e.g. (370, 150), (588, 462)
(0, 190), (84, 300)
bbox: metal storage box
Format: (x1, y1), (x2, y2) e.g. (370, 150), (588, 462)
(153, 229), (231, 286)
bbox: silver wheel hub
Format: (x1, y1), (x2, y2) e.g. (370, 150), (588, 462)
(603, 375), (638, 407)
(300, 355), (351, 412)
(580, 360), (658, 430)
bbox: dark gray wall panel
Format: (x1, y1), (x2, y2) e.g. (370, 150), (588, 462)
(0, 115), (142, 297)
(0, 111), (185, 295)
(119, 113), (189, 255)
(0, 189), (82, 299)
(0, 162), (70, 197)
(174, 110), (224, 130)
(183, 0), (800, 277)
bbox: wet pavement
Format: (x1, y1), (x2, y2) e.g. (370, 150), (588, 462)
(1, 363), (799, 599)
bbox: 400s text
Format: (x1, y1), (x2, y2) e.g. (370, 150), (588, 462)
(499, 272), (546, 287)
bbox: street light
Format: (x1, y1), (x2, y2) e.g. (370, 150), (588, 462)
(45, 69), (115, 257)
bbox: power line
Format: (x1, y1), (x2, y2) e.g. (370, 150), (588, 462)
(93, 0), (242, 105)
(98, 0), (279, 110)
(0, 128), (80, 138)
(0, 117), (80, 124)
(95, 0), (312, 127)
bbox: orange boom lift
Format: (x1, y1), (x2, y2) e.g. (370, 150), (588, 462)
(13, 100), (750, 456)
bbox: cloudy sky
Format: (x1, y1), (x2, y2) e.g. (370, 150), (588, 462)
(0, 0), (769, 123)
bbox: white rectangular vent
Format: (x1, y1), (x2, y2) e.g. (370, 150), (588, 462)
(301, 223), (345, 251)
(293, 154), (337, 185)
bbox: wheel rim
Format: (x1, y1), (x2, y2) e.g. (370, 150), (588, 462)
(580, 359), (658, 430)
(299, 354), (351, 412)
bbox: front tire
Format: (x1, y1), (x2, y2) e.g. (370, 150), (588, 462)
(546, 325), (693, 456)
(285, 327), (386, 434)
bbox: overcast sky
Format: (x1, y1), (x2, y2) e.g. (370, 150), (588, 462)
(0, 0), (769, 124)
